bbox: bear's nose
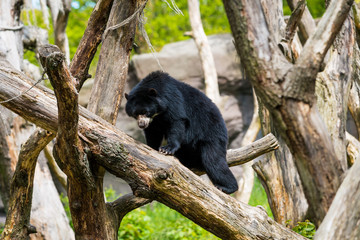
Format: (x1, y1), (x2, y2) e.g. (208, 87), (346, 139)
(137, 115), (151, 129)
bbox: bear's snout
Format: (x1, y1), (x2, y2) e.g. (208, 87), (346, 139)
(137, 115), (151, 129)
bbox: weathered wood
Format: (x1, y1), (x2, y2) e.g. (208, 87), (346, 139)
(316, 15), (355, 170)
(314, 136), (360, 239)
(233, 91), (260, 203)
(227, 133), (278, 166)
(108, 193), (151, 223)
(43, 146), (67, 189)
(0, 107), (12, 212)
(278, 0), (305, 62)
(348, 42), (360, 138)
(87, 0), (147, 124)
(1, 129), (53, 240)
(254, 100), (308, 228)
(346, 132), (360, 166)
(287, 0), (316, 44)
(70, 0), (115, 90)
(39, 44), (117, 240)
(0, 55), (305, 240)
(188, 0), (220, 104)
(223, 0), (352, 225)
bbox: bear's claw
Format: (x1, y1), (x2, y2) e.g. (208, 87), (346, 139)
(159, 145), (176, 155)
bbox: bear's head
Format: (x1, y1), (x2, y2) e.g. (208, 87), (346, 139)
(125, 88), (165, 129)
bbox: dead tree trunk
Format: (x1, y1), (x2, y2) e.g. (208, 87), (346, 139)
(223, 0), (353, 226)
(187, 0), (221, 105)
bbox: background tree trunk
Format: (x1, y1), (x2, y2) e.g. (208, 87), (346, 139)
(223, 0), (353, 226)
(187, 0), (221, 105)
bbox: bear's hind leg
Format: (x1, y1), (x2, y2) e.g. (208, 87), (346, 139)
(200, 143), (238, 194)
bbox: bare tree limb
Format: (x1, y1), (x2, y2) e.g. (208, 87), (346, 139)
(187, 0), (221, 104)
(70, 0), (115, 90)
(108, 193), (151, 223)
(39, 45), (94, 187)
(278, 0), (306, 62)
(43, 145), (67, 189)
(0, 109), (12, 212)
(286, 0), (316, 44)
(2, 128), (53, 240)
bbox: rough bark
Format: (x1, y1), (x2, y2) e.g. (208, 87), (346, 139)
(278, 0), (305, 62)
(0, 53), (305, 240)
(234, 92), (260, 203)
(314, 137), (360, 239)
(223, 0), (353, 225)
(70, 0), (115, 90)
(346, 132), (360, 166)
(38, 45), (117, 240)
(316, 15), (354, 170)
(2, 129), (53, 240)
(286, 0), (317, 44)
(187, 0), (221, 105)
(254, 99), (308, 228)
(348, 41), (360, 138)
(0, 107), (13, 212)
(87, 0), (147, 124)
(83, 0), (150, 234)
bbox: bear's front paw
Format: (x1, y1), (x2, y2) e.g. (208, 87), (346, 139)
(159, 145), (176, 155)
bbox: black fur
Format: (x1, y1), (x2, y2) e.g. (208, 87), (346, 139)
(125, 71), (238, 194)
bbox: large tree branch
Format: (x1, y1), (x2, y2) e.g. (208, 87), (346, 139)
(0, 53), (304, 239)
(39, 45), (94, 187)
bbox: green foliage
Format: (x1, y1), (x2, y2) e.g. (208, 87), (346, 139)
(292, 220), (316, 239)
(119, 202), (219, 240)
(248, 176), (273, 218)
(118, 207), (153, 240)
(139, 0), (230, 52)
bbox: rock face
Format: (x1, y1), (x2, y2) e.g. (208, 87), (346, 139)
(117, 34), (254, 149)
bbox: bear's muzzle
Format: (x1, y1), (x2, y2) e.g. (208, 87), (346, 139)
(137, 115), (151, 129)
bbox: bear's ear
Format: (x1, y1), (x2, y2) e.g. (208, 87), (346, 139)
(125, 93), (129, 100)
(148, 88), (157, 97)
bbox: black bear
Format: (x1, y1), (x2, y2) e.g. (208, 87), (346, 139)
(125, 71), (238, 194)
